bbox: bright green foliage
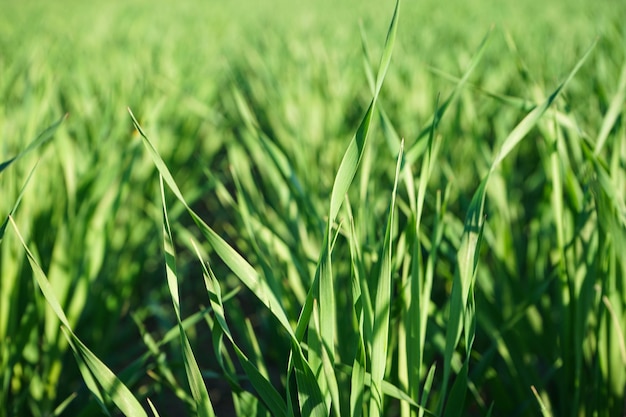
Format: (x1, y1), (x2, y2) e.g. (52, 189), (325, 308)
(1, 0), (626, 416)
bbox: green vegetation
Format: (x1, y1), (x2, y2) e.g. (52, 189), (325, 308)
(1, 0), (625, 415)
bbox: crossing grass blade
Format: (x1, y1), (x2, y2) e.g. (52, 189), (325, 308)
(9, 216), (148, 417)
(0, 114), (66, 174)
(368, 140), (403, 417)
(130, 106), (327, 417)
(327, 0), (399, 225)
(346, 199), (368, 417)
(0, 162), (37, 243)
(190, 241), (289, 417)
(129, 107), (295, 338)
(159, 176), (215, 417)
(594, 61), (626, 155)
(287, 2), (401, 414)
(491, 39), (597, 172)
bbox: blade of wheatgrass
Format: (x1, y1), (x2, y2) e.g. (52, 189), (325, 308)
(595, 61), (626, 155)
(51, 392), (78, 416)
(491, 39), (597, 172)
(9, 216), (148, 417)
(531, 385), (553, 417)
(132, 107), (318, 415)
(406, 100), (446, 414)
(418, 364), (437, 417)
(129, 107), (294, 339)
(0, 162), (38, 243)
(293, 0), (400, 345)
(443, 360), (469, 417)
(350, 339), (367, 417)
(327, 0), (399, 226)
(315, 242), (337, 416)
(346, 199), (367, 417)
(368, 140), (404, 417)
(0, 162), (40, 347)
(63, 331), (109, 414)
(403, 28), (492, 165)
(147, 398), (161, 417)
(0, 114), (66, 174)
(307, 298), (332, 417)
(291, 340), (328, 417)
(303, 2), (401, 414)
(190, 241), (289, 417)
(160, 176), (215, 417)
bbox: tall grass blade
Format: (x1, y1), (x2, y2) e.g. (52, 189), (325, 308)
(159, 176), (215, 417)
(0, 162), (38, 243)
(491, 39), (597, 171)
(369, 140), (404, 417)
(9, 216), (148, 417)
(0, 114), (66, 174)
(595, 61), (626, 154)
(531, 385), (553, 417)
(132, 106), (323, 415)
(129, 107), (295, 338)
(190, 242), (289, 417)
(327, 0), (399, 224)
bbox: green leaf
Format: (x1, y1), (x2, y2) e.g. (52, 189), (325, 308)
(0, 114), (66, 174)
(369, 140), (403, 417)
(9, 217), (148, 417)
(160, 176), (215, 417)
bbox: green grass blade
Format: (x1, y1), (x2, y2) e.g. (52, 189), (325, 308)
(147, 398), (161, 417)
(191, 241), (289, 417)
(328, 0), (399, 224)
(292, 341), (328, 417)
(418, 364), (437, 417)
(9, 217), (148, 417)
(129, 107), (295, 338)
(443, 358), (469, 417)
(159, 176), (215, 417)
(64, 328), (149, 417)
(595, 60), (626, 154)
(0, 114), (66, 174)
(491, 39), (597, 172)
(531, 385), (553, 417)
(349, 339), (366, 417)
(0, 161), (38, 243)
(373, 0), (400, 94)
(369, 140), (403, 417)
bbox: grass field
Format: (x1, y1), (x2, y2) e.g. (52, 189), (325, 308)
(1, 0), (626, 416)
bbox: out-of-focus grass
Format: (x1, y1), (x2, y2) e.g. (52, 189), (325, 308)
(1, 0), (625, 415)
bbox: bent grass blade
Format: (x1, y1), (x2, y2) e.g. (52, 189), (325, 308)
(9, 216), (148, 417)
(159, 176), (215, 417)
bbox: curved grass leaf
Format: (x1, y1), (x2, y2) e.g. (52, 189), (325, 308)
(9, 216), (148, 417)
(369, 140), (403, 417)
(0, 162), (38, 244)
(192, 241), (289, 417)
(130, 107), (324, 417)
(130, 107), (295, 338)
(0, 114), (66, 174)
(160, 176), (215, 417)
(595, 61), (626, 154)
